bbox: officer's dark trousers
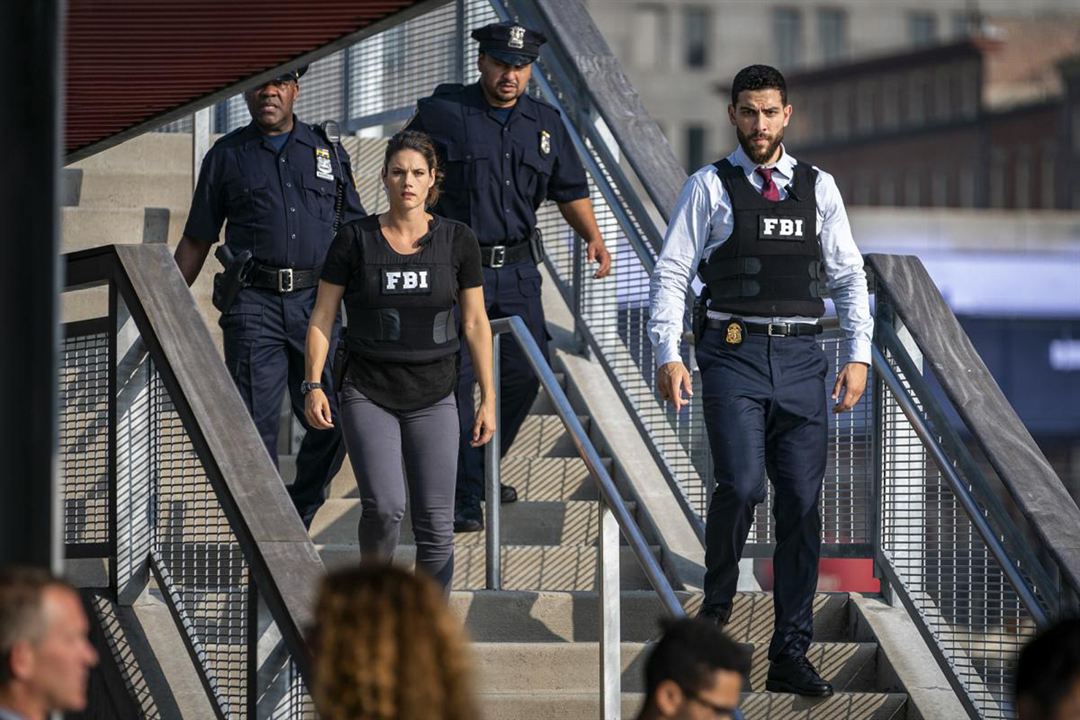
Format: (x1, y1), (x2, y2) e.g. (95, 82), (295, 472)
(220, 287), (344, 528)
(697, 327), (828, 662)
(455, 260), (549, 512)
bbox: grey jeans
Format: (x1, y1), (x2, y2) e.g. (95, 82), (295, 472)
(338, 380), (458, 589)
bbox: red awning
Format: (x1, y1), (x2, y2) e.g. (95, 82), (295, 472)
(65, 0), (430, 162)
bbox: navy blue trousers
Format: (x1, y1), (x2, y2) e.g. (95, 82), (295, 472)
(455, 260), (548, 512)
(220, 286), (345, 528)
(697, 326), (828, 662)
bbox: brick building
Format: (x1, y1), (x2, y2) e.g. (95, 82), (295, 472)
(768, 19), (1080, 209)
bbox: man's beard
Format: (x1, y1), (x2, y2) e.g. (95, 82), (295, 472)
(737, 127), (784, 165)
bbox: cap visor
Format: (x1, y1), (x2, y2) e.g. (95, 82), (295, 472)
(485, 49), (534, 67)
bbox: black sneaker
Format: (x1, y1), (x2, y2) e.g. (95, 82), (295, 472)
(765, 655), (834, 697)
(453, 507), (484, 533)
(500, 483), (518, 504)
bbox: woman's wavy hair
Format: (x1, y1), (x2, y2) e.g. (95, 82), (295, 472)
(311, 564), (478, 720)
(382, 129), (444, 208)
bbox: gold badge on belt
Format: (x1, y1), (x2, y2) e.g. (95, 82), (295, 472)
(725, 321), (743, 345)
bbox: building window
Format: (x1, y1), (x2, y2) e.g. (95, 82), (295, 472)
(906, 71), (926, 125)
(685, 124), (707, 172)
(908, 12), (938, 46)
(933, 70), (952, 122)
(881, 76), (899, 131)
(633, 5), (669, 70)
(931, 171), (949, 207)
(856, 80), (875, 134)
(683, 7), (709, 69)
(831, 86), (851, 139)
(1016, 146), (1031, 209)
(990, 150), (1007, 208)
(773, 8), (803, 70)
(951, 11), (973, 38)
(818, 8), (849, 64)
(1041, 145), (1056, 209)
(959, 168), (976, 207)
(879, 175), (896, 206)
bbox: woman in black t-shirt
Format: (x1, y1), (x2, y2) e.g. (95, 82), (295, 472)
(303, 130), (494, 590)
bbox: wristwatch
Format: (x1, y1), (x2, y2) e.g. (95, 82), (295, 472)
(300, 381), (324, 395)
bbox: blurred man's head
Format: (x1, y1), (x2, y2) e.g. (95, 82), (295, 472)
(1016, 618), (1080, 720)
(638, 618), (749, 720)
(0, 567), (98, 719)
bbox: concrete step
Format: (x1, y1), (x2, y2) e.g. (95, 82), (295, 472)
(310, 498), (633, 547)
(71, 132), (196, 175)
(505, 414), (591, 458)
(60, 206), (188, 252)
(66, 168), (193, 210)
(448, 590), (852, 644)
(471, 640), (883, 694)
(478, 691), (908, 720)
(318, 543), (659, 591)
(289, 454), (607, 502)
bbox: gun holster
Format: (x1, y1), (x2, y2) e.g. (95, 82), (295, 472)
(692, 291), (709, 344)
(212, 246), (254, 314)
(528, 227), (545, 266)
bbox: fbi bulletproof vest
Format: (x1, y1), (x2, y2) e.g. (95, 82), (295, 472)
(344, 219), (458, 363)
(698, 159), (826, 318)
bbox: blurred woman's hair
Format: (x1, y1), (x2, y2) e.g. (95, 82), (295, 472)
(311, 563), (477, 720)
(382, 130), (443, 208)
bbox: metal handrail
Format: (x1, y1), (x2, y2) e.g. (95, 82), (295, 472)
(484, 315), (685, 720)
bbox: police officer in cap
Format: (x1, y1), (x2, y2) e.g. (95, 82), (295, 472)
(175, 65), (367, 528)
(648, 65), (872, 697)
(407, 21), (611, 532)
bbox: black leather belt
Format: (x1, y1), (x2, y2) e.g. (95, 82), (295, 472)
(479, 243), (532, 268)
(249, 263), (321, 292)
(706, 317), (823, 337)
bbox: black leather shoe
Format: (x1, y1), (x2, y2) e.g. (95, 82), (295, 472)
(453, 508), (484, 533)
(697, 606), (732, 626)
(500, 483), (518, 504)
(765, 655), (834, 697)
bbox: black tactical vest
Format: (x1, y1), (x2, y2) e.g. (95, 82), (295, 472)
(344, 217), (459, 363)
(698, 159), (826, 318)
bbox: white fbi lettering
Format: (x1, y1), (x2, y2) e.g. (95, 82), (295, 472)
(385, 270), (430, 291)
(762, 217), (780, 235)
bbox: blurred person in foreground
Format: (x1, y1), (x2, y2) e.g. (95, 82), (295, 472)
(635, 617), (749, 720)
(0, 567), (98, 720)
(311, 564), (478, 720)
(1016, 617), (1080, 720)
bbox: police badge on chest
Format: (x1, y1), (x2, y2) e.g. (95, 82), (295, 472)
(315, 147), (334, 181)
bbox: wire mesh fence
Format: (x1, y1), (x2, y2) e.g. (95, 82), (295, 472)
(877, 341), (1037, 720)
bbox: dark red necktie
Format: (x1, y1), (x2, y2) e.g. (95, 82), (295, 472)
(756, 167), (780, 202)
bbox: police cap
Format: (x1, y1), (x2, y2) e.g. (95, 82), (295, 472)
(471, 21), (546, 67)
(270, 65), (308, 84)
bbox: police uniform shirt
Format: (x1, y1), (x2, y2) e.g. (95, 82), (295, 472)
(321, 214), (484, 410)
(184, 118), (367, 269)
(648, 144), (873, 368)
(407, 83), (589, 246)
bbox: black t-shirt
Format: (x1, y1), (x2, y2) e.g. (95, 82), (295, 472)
(321, 214), (484, 410)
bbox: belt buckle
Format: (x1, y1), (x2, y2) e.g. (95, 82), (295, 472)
(277, 268), (294, 293)
(767, 322), (787, 337)
(490, 245), (507, 269)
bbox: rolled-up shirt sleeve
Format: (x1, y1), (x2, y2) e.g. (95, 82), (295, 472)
(647, 173), (714, 368)
(815, 170), (873, 366)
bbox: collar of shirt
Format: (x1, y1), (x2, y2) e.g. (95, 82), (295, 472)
(240, 116), (323, 152)
(729, 143), (796, 193)
(464, 83), (538, 122)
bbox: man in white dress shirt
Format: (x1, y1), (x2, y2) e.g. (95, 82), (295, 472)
(0, 568), (98, 720)
(648, 64), (872, 697)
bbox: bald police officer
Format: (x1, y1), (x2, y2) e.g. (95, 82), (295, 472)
(648, 65), (872, 697)
(407, 21), (611, 532)
(175, 67), (367, 528)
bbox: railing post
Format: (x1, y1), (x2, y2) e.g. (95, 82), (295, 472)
(571, 232), (588, 356)
(485, 333), (503, 590)
(192, 108), (210, 191)
(598, 498), (621, 720)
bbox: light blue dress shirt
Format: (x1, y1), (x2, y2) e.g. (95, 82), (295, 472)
(0, 707), (29, 720)
(647, 144), (873, 368)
